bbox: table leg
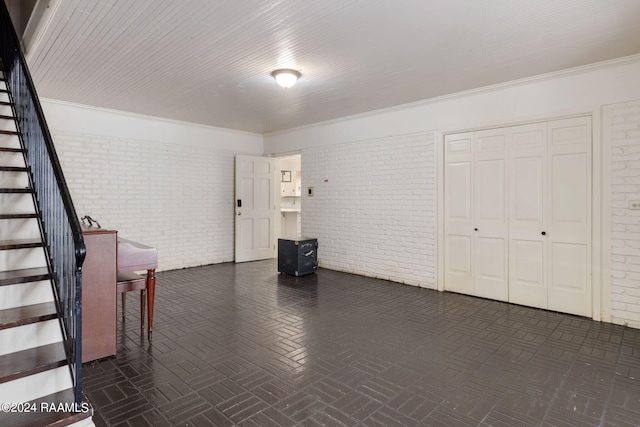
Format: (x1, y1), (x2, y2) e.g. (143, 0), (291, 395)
(146, 269), (156, 340)
(140, 289), (146, 330)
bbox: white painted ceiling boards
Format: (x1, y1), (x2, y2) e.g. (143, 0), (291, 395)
(21, 0), (640, 134)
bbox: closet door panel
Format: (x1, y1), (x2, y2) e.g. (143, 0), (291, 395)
(476, 237), (507, 300)
(508, 123), (547, 309)
(477, 159), (505, 223)
(547, 117), (592, 317)
(550, 152), (589, 239)
(510, 239), (546, 307)
(550, 242), (588, 291)
(447, 234), (473, 288)
(447, 162), (472, 222)
(511, 157), (544, 225)
(474, 129), (508, 300)
(444, 133), (474, 294)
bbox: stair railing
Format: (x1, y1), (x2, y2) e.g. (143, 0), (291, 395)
(0, 2), (86, 404)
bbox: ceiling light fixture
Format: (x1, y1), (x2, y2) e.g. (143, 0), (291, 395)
(271, 69), (301, 88)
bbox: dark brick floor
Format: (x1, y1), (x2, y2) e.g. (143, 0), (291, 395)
(83, 260), (640, 426)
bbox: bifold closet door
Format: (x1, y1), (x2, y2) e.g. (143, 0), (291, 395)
(509, 118), (592, 316)
(445, 116), (592, 317)
(444, 128), (508, 301)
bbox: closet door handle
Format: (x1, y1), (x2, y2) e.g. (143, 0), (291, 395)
(541, 231), (546, 236)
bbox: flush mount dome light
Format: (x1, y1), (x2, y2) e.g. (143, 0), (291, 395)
(271, 69), (301, 88)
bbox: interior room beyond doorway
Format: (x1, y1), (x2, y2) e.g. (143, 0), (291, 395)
(278, 154), (302, 239)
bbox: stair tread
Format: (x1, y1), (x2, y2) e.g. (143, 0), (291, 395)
(0, 166), (28, 172)
(0, 130), (19, 135)
(0, 114), (14, 120)
(0, 302), (57, 330)
(0, 147), (23, 153)
(0, 213), (38, 220)
(0, 188), (32, 193)
(0, 238), (43, 250)
(0, 388), (92, 427)
(0, 267), (50, 286)
(0, 342), (67, 385)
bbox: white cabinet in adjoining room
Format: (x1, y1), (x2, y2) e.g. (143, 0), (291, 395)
(280, 170), (301, 197)
(281, 211), (299, 237)
(444, 116), (592, 317)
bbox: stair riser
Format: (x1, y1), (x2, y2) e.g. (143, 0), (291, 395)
(0, 104), (13, 117)
(0, 280), (53, 310)
(0, 194), (36, 214)
(0, 151), (26, 167)
(0, 366), (72, 405)
(0, 92), (9, 105)
(0, 218), (41, 241)
(0, 133), (20, 148)
(0, 248), (47, 271)
(0, 119), (16, 133)
(0, 170), (29, 188)
(0, 319), (62, 357)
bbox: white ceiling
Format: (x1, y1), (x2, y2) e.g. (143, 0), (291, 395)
(22, 0), (640, 134)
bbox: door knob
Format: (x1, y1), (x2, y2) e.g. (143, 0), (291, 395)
(474, 228), (478, 231)
(237, 212), (242, 216)
(541, 231), (546, 235)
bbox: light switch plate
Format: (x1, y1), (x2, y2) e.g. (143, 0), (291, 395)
(629, 201), (640, 210)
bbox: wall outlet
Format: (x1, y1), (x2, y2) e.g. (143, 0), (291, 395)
(629, 201), (640, 210)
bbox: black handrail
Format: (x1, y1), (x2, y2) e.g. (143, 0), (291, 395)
(0, 3), (86, 404)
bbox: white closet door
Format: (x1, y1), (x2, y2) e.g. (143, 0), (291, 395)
(444, 132), (474, 295)
(547, 117), (592, 317)
(508, 123), (548, 308)
(444, 117), (592, 317)
(474, 129), (508, 301)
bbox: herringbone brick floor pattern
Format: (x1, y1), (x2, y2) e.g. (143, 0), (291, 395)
(83, 260), (640, 426)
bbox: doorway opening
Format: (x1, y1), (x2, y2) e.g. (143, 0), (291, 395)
(277, 154), (302, 239)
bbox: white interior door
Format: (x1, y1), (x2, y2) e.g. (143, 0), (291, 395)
(235, 155), (277, 263)
(508, 123), (548, 308)
(546, 117), (592, 317)
(444, 132), (474, 295)
(474, 129), (508, 301)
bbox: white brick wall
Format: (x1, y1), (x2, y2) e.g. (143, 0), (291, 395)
(53, 131), (239, 271)
(302, 133), (435, 287)
(609, 100), (640, 325)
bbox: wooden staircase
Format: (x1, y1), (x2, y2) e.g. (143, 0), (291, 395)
(0, 70), (93, 427)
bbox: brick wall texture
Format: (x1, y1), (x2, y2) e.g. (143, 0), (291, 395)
(53, 131), (238, 271)
(610, 100), (640, 326)
(301, 133), (436, 288)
